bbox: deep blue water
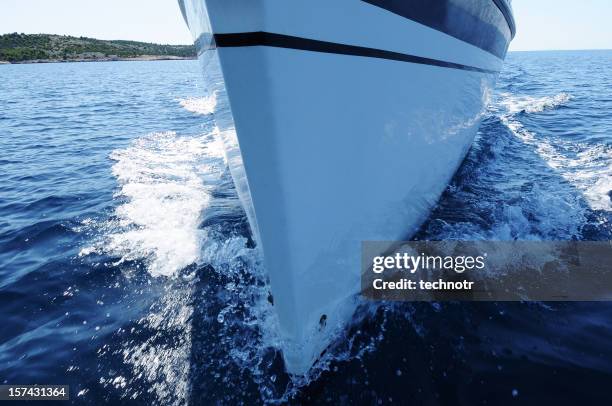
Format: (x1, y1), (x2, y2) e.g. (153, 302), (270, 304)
(1, 51), (611, 404)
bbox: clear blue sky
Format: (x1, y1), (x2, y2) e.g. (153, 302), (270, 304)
(0, 0), (193, 45)
(1, 0), (610, 50)
(510, 0), (611, 51)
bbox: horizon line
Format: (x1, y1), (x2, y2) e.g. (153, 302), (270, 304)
(509, 48), (611, 53)
(2, 31), (610, 53)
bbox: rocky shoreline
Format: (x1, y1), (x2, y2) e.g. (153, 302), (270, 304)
(1, 55), (196, 64)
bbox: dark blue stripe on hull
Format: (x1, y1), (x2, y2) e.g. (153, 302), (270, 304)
(362, 0), (513, 59)
(213, 32), (497, 74)
(492, 0), (516, 37)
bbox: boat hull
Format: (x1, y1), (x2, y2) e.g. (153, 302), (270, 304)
(180, 0), (513, 374)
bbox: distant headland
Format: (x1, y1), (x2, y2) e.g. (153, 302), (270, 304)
(0, 33), (196, 64)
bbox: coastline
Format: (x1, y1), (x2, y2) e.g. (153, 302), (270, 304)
(0, 55), (196, 64)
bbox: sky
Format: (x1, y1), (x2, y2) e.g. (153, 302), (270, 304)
(0, 0), (193, 45)
(0, 0), (611, 51)
(509, 0), (612, 51)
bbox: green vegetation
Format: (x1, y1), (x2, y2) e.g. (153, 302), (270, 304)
(0, 33), (196, 63)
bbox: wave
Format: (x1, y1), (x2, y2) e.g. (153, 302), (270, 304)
(499, 92), (611, 213)
(178, 93), (218, 115)
(80, 131), (226, 276)
(79, 126), (289, 403)
(420, 92), (597, 241)
(498, 92), (571, 114)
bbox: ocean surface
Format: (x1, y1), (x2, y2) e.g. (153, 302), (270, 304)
(1, 51), (611, 405)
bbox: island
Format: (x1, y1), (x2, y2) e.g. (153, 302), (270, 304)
(0, 33), (196, 64)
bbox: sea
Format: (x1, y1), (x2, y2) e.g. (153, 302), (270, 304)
(1, 50), (611, 405)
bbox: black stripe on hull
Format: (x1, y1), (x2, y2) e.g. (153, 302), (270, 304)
(213, 32), (498, 74)
(362, 0), (513, 59)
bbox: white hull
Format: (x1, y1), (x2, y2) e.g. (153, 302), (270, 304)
(180, 0), (513, 374)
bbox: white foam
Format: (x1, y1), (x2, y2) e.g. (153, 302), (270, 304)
(561, 145), (612, 211)
(499, 93), (611, 212)
(424, 92), (600, 240)
(83, 131), (228, 276)
(499, 92), (571, 114)
(179, 93), (217, 115)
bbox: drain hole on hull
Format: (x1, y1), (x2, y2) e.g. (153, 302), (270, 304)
(319, 314), (327, 329)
